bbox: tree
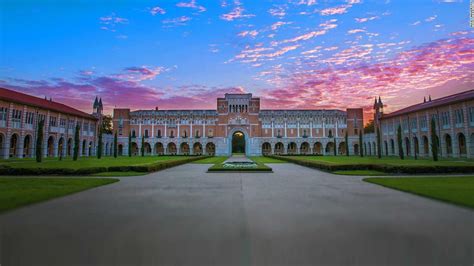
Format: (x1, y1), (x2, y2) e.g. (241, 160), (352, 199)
(397, 125), (404, 160)
(113, 131), (118, 158)
(36, 119), (44, 162)
(359, 130), (364, 157)
(101, 115), (113, 134)
(73, 124), (80, 161)
(345, 131), (349, 156)
(333, 137), (337, 156)
(128, 132), (132, 157)
(430, 117), (439, 161)
(364, 120), (375, 134)
(97, 128), (103, 159)
(141, 137), (145, 156)
(376, 126), (382, 158)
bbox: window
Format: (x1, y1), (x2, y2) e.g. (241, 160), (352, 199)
(411, 117), (417, 130)
(420, 116), (427, 130)
(470, 107), (474, 125)
(0, 107), (7, 121)
(195, 130), (200, 138)
(12, 109), (21, 122)
(454, 109), (464, 126)
(68, 120), (75, 129)
(131, 129), (136, 138)
(354, 128), (358, 135)
(118, 118), (123, 136)
(83, 122), (89, 132)
(50, 116), (57, 127)
(144, 129), (149, 138)
(170, 130), (174, 138)
(208, 129), (213, 137)
(157, 129), (161, 138)
(60, 118), (66, 128)
(441, 111), (450, 128)
(37, 114), (45, 124)
(25, 112), (34, 125)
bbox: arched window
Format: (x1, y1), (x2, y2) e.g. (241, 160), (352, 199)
(328, 130), (333, 138)
(144, 129), (149, 138)
(157, 129), (161, 138)
(131, 130), (136, 138)
(170, 130), (174, 138)
(195, 129), (200, 138)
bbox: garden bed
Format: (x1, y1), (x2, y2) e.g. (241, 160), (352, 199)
(268, 155), (474, 174)
(0, 156), (211, 176)
(208, 161), (272, 172)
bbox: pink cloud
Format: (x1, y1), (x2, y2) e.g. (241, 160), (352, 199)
(176, 0), (206, 12)
(220, 6), (255, 21)
(320, 5), (351, 16)
(150, 6), (166, 15)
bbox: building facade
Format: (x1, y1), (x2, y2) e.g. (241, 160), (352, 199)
(113, 93), (364, 156)
(0, 88), (111, 159)
(375, 90), (474, 158)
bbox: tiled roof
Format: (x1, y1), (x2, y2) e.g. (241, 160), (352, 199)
(0, 87), (97, 120)
(382, 89), (474, 119)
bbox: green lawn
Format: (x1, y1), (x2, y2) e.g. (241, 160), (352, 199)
(365, 176), (474, 209)
(250, 156), (287, 164)
(91, 171), (148, 177)
(0, 177), (118, 213)
(285, 156), (474, 167)
(0, 156), (195, 169)
(192, 156), (228, 164)
(332, 170), (388, 176)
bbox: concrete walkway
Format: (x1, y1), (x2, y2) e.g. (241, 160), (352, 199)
(0, 163), (473, 265)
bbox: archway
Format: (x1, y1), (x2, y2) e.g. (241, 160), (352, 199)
(155, 142), (164, 155)
(180, 142), (190, 155)
(314, 142), (322, 155)
(354, 144), (359, 155)
(88, 141), (93, 156)
(232, 131), (245, 154)
(23, 135), (32, 158)
(405, 137), (411, 157)
(193, 142), (202, 155)
(422, 136), (429, 156)
(262, 142), (271, 155)
(10, 134), (19, 158)
(338, 142), (346, 155)
(58, 137), (64, 158)
(287, 142), (297, 154)
(167, 142), (177, 155)
(67, 138), (73, 157)
(390, 139), (395, 155)
(143, 142), (152, 155)
(274, 142), (284, 154)
(445, 134), (452, 156)
(47, 136), (55, 157)
(205, 142), (215, 155)
(326, 142), (335, 155)
(131, 142), (138, 155)
(118, 144), (123, 156)
(458, 133), (466, 156)
(82, 140), (86, 155)
(300, 142), (310, 155)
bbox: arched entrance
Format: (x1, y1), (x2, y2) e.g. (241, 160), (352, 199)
(180, 142), (190, 155)
(47, 136), (55, 157)
(205, 142), (215, 155)
(274, 142), (284, 154)
(67, 138), (73, 157)
(458, 133), (466, 156)
(167, 142), (177, 155)
(58, 137), (64, 158)
(155, 142), (164, 155)
(231, 131), (245, 154)
(193, 142), (202, 155)
(262, 142), (271, 155)
(23, 135), (32, 158)
(10, 134), (18, 158)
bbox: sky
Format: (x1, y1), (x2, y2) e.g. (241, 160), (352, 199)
(0, 0), (473, 122)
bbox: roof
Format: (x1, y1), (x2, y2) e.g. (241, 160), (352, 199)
(382, 89), (474, 119)
(0, 87), (97, 120)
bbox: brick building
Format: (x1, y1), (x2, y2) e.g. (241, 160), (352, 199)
(113, 93), (364, 156)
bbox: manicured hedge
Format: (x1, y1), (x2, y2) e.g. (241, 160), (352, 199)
(268, 155), (474, 174)
(208, 162), (272, 172)
(0, 156), (210, 176)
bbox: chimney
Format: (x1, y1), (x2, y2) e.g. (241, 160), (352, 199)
(155, 107), (159, 111)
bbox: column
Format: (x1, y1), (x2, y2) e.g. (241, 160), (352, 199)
(284, 120), (287, 138)
(138, 122), (142, 138)
(463, 103), (471, 158)
(177, 122), (180, 139)
(297, 121), (300, 138)
(310, 121), (313, 138)
(190, 121), (193, 138)
(271, 120), (274, 138)
(164, 121), (167, 138)
(203, 120), (206, 138)
(322, 118), (326, 138)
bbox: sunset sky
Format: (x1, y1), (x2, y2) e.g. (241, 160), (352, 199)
(1, 0), (473, 122)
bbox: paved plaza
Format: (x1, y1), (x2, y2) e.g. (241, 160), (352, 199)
(0, 163), (473, 266)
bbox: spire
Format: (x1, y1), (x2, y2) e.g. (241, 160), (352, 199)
(93, 96), (98, 109)
(378, 96), (382, 105)
(99, 98), (103, 108)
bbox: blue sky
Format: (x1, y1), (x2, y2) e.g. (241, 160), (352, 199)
(0, 0), (472, 120)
